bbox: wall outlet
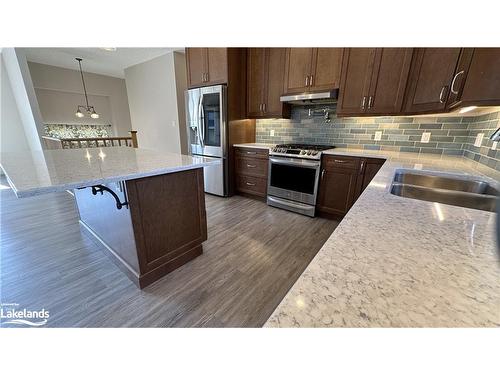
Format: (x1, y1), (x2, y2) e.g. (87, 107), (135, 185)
(492, 141), (498, 150)
(374, 131), (382, 141)
(421, 132), (431, 143)
(474, 133), (484, 147)
(270, 129), (275, 137)
(171, 120), (177, 128)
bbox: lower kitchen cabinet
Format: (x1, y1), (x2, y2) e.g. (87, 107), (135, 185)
(234, 147), (269, 198)
(357, 158), (386, 193)
(317, 155), (384, 217)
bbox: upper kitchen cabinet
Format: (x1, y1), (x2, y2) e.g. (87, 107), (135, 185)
(447, 48), (500, 109)
(186, 48), (228, 88)
(247, 48), (290, 119)
(283, 48), (344, 95)
(337, 48), (413, 116)
(403, 48), (461, 114)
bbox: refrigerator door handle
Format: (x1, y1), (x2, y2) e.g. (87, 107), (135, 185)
(197, 94), (204, 148)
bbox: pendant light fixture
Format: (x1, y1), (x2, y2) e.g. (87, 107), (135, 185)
(75, 58), (99, 119)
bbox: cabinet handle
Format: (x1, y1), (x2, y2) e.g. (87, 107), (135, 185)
(334, 159), (348, 163)
(361, 96), (367, 109)
(368, 96), (373, 109)
(246, 151), (256, 155)
(263, 103), (266, 113)
(450, 70), (464, 95)
(201, 73), (205, 82)
(206, 72), (209, 82)
(360, 160), (365, 174)
(321, 169), (326, 180)
(439, 86), (448, 104)
(310, 75), (314, 86)
(246, 164), (256, 168)
(305, 76), (309, 87)
(246, 182), (256, 186)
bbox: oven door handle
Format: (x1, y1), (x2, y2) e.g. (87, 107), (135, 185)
(269, 157), (320, 168)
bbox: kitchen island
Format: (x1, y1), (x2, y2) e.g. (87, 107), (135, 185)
(264, 148), (500, 327)
(0, 147), (220, 288)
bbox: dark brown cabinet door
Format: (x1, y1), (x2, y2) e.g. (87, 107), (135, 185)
(317, 167), (359, 216)
(357, 158), (385, 194)
(403, 48), (461, 114)
(206, 48), (228, 84)
(247, 48), (289, 119)
(186, 48), (206, 88)
(337, 48), (376, 116)
(247, 48), (267, 117)
(265, 48), (289, 118)
(455, 48), (500, 107)
(310, 48), (343, 91)
(283, 48), (314, 94)
(366, 48), (413, 115)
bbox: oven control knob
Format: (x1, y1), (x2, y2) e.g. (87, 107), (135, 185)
(300, 150), (306, 155)
(312, 151), (318, 156)
(307, 150), (312, 155)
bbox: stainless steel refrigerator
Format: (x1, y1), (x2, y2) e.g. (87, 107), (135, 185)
(185, 85), (228, 196)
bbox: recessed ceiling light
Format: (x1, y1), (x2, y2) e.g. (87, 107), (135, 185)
(100, 47), (117, 52)
(459, 106), (478, 114)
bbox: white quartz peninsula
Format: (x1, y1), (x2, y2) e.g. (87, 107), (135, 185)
(1, 147), (220, 288)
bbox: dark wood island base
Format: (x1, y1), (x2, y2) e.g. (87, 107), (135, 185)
(75, 168), (207, 289)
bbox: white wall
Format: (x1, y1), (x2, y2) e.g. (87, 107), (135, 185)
(125, 51), (187, 154)
(1, 48), (43, 151)
(1, 56), (30, 152)
(35, 88), (112, 126)
(28, 62), (132, 136)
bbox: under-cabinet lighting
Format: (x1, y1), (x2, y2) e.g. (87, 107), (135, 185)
(459, 106), (478, 114)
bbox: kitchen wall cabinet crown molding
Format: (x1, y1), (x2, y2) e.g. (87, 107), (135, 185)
(247, 48), (290, 119)
(283, 48), (344, 95)
(337, 48), (413, 117)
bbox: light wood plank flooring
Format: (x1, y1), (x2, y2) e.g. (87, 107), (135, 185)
(0, 178), (338, 327)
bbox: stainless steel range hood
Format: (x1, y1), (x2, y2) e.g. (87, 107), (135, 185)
(280, 89), (338, 105)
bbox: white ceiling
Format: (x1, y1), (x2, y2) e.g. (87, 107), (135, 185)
(22, 47), (184, 78)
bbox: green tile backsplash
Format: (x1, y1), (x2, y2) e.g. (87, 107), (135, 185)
(256, 106), (500, 171)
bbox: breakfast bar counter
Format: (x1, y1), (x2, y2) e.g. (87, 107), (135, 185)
(0, 147), (220, 288)
(265, 149), (500, 327)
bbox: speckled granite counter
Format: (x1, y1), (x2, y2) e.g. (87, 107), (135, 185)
(0, 147), (219, 198)
(265, 148), (500, 327)
(233, 143), (274, 150)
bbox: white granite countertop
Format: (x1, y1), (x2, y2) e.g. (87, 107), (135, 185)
(233, 143), (274, 150)
(0, 147), (220, 198)
(265, 148), (500, 327)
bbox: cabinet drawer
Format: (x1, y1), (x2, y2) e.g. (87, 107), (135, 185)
(235, 147), (269, 159)
(236, 174), (267, 197)
(235, 156), (268, 178)
(323, 155), (360, 170)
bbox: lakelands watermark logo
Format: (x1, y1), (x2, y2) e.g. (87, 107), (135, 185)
(0, 303), (50, 327)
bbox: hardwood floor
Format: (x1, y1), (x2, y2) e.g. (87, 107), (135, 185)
(0, 178), (338, 327)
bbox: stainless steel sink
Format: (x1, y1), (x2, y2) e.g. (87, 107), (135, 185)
(390, 171), (498, 212)
(393, 171), (499, 195)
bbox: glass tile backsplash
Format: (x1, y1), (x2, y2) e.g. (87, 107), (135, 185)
(256, 105), (500, 171)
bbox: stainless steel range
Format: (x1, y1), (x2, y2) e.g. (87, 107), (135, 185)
(267, 143), (334, 217)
